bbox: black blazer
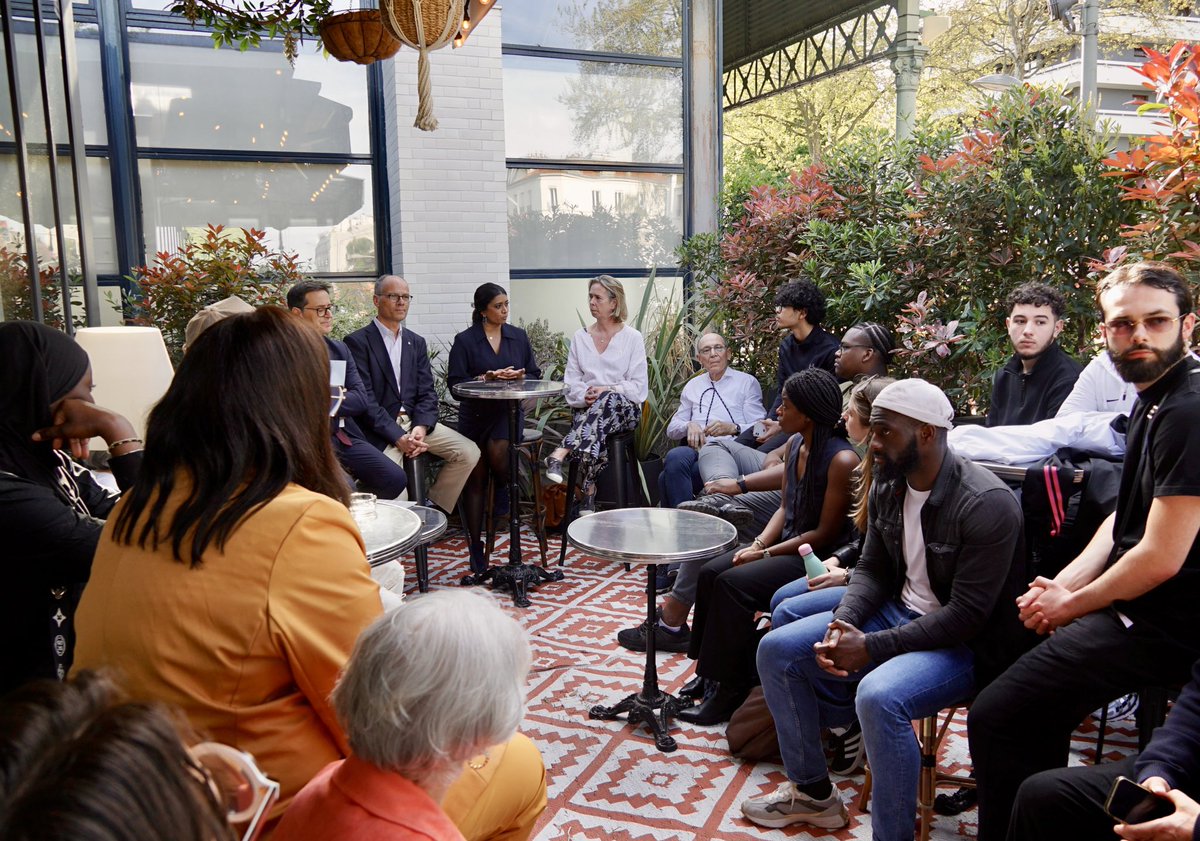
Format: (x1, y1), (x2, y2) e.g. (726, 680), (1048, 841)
(325, 336), (404, 447)
(344, 323), (439, 449)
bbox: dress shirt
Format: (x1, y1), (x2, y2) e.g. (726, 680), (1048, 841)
(563, 326), (649, 408)
(372, 318), (404, 402)
(666, 367), (765, 439)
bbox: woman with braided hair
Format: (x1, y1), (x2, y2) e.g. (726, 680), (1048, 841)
(676, 368), (860, 726)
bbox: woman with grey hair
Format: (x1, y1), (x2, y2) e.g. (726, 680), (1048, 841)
(545, 275), (648, 508)
(274, 589), (545, 841)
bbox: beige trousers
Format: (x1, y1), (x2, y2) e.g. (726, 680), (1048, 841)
(385, 418), (481, 513)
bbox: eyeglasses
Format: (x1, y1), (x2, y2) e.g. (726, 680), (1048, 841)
(380, 293), (413, 303)
(839, 343), (872, 352)
(303, 305), (337, 317)
(1103, 314), (1185, 338)
(698, 344), (726, 355)
(188, 742), (280, 841)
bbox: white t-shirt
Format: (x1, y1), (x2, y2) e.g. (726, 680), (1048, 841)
(900, 485), (941, 616)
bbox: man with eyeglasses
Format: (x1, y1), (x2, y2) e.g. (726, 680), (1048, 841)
(986, 282), (1083, 426)
(287, 280), (408, 500)
(344, 275), (481, 515)
(970, 261), (1200, 841)
(659, 333), (765, 512)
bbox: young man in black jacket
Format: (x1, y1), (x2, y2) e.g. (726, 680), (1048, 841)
(987, 282), (1083, 426)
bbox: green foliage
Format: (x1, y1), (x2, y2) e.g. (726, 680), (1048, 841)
(130, 224), (305, 361)
(169, 0), (331, 63)
(695, 86), (1135, 412)
(0, 246), (70, 331)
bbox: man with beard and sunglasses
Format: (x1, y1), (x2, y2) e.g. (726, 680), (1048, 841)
(969, 261), (1200, 841)
(740, 378), (1025, 835)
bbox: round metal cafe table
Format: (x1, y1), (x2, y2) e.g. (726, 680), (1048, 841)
(451, 378), (565, 608)
(568, 507), (737, 752)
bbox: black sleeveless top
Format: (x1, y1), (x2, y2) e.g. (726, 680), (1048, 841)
(782, 432), (856, 552)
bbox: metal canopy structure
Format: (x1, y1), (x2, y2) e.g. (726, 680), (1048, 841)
(721, 0), (928, 139)
(723, 0), (897, 110)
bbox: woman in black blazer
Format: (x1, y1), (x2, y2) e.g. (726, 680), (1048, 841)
(447, 283), (541, 575)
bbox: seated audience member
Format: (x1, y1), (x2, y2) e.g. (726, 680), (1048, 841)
(658, 331), (764, 509)
(447, 283), (541, 576)
(74, 309), (545, 839)
(287, 280), (408, 500)
(0, 671), (247, 841)
(746, 279), (839, 451)
(742, 379), (1024, 835)
(544, 276), (648, 506)
(345, 274), (481, 515)
(184, 294), (254, 351)
(275, 590), (546, 841)
(833, 322), (893, 396)
(987, 282), (1084, 426)
(675, 369), (860, 725)
(617, 370), (854, 663)
(0, 322), (143, 696)
(970, 261), (1200, 841)
(1007, 654), (1200, 841)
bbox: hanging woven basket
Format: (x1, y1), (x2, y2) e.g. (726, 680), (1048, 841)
(380, 0), (462, 131)
(319, 10), (402, 65)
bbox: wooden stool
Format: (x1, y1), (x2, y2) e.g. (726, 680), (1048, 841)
(857, 706), (974, 841)
(485, 429), (547, 564)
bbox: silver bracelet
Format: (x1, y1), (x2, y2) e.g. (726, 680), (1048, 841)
(108, 437), (144, 453)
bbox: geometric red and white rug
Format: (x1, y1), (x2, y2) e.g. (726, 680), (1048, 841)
(409, 526), (1139, 841)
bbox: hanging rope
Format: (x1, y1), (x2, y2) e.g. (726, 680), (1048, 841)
(380, 0), (462, 131)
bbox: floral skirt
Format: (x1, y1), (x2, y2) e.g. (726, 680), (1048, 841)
(563, 391), (639, 486)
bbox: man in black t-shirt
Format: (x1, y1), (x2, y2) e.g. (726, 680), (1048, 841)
(969, 262), (1200, 841)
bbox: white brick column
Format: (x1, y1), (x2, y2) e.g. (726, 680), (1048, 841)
(383, 6), (508, 353)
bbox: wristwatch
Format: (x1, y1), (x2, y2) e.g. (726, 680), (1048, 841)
(762, 547), (771, 558)
(736, 475), (748, 493)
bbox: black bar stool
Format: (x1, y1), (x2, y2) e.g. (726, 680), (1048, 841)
(558, 428), (637, 566)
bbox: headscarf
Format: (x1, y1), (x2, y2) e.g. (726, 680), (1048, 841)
(0, 322), (91, 502)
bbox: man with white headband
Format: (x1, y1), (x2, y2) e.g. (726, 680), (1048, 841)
(742, 378), (1025, 840)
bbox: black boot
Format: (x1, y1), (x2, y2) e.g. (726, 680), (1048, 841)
(676, 681), (749, 726)
(678, 673), (715, 700)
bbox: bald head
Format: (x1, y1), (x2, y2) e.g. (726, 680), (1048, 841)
(373, 274), (411, 328)
(695, 332), (730, 379)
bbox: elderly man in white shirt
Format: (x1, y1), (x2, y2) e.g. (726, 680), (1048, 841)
(660, 332), (765, 510)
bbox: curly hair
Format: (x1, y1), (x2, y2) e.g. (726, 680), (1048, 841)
(774, 279), (827, 327)
(1006, 282), (1067, 320)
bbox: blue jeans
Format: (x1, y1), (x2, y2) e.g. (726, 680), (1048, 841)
(757, 599), (975, 841)
(770, 578), (848, 620)
(659, 446), (702, 508)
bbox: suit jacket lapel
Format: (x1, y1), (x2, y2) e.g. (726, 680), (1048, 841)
(399, 331), (416, 400)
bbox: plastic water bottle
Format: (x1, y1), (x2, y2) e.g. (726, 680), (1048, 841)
(799, 543), (826, 581)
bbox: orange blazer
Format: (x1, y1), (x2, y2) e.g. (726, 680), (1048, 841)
(74, 483), (382, 821)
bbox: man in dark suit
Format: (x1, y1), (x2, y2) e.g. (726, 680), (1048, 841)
(287, 280), (408, 499)
(344, 275), (480, 514)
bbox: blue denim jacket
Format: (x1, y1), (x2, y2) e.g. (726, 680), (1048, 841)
(834, 450), (1026, 675)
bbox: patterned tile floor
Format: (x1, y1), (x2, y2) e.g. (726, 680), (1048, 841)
(408, 525), (1139, 841)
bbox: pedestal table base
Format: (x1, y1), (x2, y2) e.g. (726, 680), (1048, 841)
(461, 562), (564, 609)
(590, 690), (693, 752)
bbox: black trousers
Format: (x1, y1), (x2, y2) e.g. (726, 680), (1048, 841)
(1007, 755), (1134, 841)
(334, 435), (408, 499)
(688, 548), (807, 685)
(969, 609), (1200, 841)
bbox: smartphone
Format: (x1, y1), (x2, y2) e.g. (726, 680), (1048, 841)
(1105, 776), (1176, 824)
(753, 420), (766, 438)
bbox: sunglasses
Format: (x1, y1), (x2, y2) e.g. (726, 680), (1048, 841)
(189, 742), (280, 841)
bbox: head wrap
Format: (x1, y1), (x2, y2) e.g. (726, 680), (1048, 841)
(872, 378), (954, 429)
(0, 321), (90, 492)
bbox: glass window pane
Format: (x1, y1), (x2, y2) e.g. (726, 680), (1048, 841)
(138, 159), (374, 273)
(504, 55), (681, 164)
(128, 29), (369, 154)
(0, 24), (107, 146)
(511, 274), (681, 336)
(508, 168), (682, 270)
(502, 0), (681, 56)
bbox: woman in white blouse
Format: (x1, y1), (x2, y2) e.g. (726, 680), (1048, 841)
(544, 276), (648, 507)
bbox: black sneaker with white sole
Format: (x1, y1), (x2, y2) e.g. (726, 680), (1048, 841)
(828, 720), (865, 775)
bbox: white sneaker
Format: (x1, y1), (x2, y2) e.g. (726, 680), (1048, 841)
(741, 782), (849, 829)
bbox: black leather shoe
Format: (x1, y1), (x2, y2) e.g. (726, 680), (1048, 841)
(676, 682), (749, 726)
(679, 673), (716, 700)
(679, 498), (755, 531)
(934, 785), (977, 816)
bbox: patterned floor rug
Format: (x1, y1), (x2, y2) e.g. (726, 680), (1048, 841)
(407, 525), (1139, 841)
